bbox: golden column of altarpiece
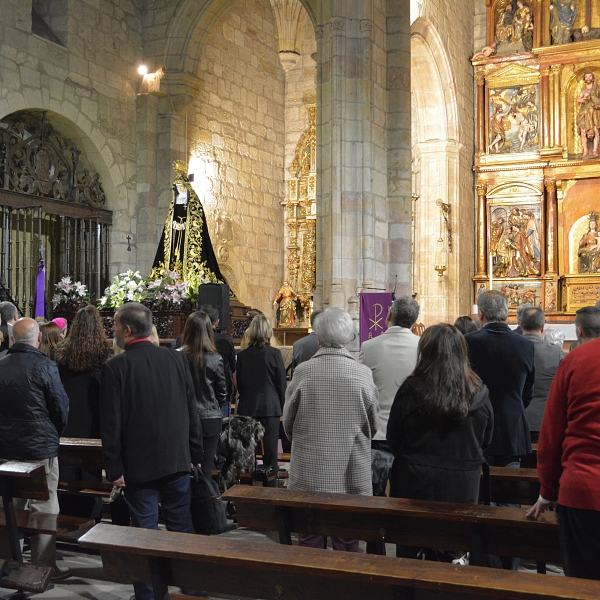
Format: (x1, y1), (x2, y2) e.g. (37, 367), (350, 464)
(473, 0), (600, 317)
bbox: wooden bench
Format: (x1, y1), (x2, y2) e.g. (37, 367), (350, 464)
(223, 486), (558, 572)
(521, 443), (538, 469)
(0, 460), (92, 593)
(79, 522), (600, 600)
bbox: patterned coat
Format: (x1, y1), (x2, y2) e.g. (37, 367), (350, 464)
(283, 347), (379, 496)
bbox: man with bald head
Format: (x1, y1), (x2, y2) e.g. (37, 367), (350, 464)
(0, 317), (70, 578)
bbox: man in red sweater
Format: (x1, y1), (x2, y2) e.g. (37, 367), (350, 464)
(526, 306), (600, 580)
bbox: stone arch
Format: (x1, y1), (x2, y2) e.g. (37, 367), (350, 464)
(411, 17), (465, 325)
(162, 0), (316, 75)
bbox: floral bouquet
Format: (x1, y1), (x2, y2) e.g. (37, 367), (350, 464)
(52, 276), (90, 309)
(98, 270), (146, 309)
(143, 269), (192, 311)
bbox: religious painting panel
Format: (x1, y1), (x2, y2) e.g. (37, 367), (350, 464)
(487, 84), (540, 154)
(491, 280), (543, 310)
(489, 203), (542, 278)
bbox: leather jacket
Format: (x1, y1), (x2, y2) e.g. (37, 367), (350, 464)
(183, 351), (228, 420)
(0, 343), (69, 459)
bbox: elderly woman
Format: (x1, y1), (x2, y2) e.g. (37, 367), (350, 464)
(283, 307), (379, 552)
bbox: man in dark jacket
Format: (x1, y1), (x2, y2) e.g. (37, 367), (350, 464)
(0, 317), (69, 577)
(521, 307), (563, 443)
(100, 302), (203, 600)
(465, 291), (535, 465)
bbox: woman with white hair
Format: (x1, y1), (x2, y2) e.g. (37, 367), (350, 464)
(283, 307), (379, 552)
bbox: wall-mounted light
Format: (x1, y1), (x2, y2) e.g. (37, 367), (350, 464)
(137, 64), (148, 76)
(434, 199), (451, 278)
(137, 66), (165, 95)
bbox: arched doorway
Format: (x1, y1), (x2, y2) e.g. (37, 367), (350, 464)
(411, 18), (472, 325)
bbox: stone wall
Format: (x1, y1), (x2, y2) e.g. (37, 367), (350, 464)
(0, 0), (142, 278)
(187, 0), (286, 314)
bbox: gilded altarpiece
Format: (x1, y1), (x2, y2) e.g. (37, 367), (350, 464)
(474, 0), (600, 317)
(282, 106), (316, 326)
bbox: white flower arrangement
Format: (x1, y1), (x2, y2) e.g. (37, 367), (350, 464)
(98, 270), (146, 309)
(52, 276), (90, 309)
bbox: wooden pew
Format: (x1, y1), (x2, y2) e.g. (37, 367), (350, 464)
(0, 460), (93, 593)
(58, 437), (112, 498)
(223, 486), (558, 570)
(80, 523), (600, 600)
(483, 466), (540, 505)
(521, 443), (538, 469)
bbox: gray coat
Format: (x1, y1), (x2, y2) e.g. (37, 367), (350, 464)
(283, 347), (379, 496)
(523, 333), (564, 433)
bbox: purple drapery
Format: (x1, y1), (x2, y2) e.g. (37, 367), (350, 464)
(359, 292), (393, 346)
(35, 261), (45, 319)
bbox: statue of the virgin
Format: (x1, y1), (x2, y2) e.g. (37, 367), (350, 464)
(150, 161), (226, 287)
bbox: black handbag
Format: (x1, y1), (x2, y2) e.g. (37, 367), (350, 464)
(190, 467), (236, 535)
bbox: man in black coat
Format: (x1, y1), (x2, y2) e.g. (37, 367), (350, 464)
(100, 302), (203, 600)
(0, 317), (70, 577)
(465, 291), (534, 466)
(465, 291), (534, 571)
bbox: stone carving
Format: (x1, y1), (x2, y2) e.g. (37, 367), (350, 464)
(1, 112), (107, 207)
(270, 0), (302, 53)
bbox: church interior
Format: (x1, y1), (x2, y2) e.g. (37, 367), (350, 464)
(2, 0), (600, 338)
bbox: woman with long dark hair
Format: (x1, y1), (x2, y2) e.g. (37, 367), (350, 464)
(236, 314), (286, 483)
(387, 323), (493, 506)
(54, 304), (109, 519)
(181, 310), (228, 478)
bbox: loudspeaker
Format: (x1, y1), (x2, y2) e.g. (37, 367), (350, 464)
(198, 284), (230, 332)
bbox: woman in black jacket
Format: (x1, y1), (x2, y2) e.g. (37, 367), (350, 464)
(54, 304), (109, 519)
(181, 310), (228, 478)
(387, 324), (493, 560)
(236, 314), (286, 482)
(387, 323), (493, 498)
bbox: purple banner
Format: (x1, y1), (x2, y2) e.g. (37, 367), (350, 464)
(35, 261), (45, 319)
(359, 292), (393, 346)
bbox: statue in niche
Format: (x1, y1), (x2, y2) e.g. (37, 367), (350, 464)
(576, 72), (600, 158)
(273, 281), (298, 328)
(549, 0), (577, 45)
(150, 161), (225, 287)
(513, 1), (531, 42)
(578, 212), (600, 274)
(522, 12), (534, 51)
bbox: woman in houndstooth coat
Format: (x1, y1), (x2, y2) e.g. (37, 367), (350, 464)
(284, 308), (379, 551)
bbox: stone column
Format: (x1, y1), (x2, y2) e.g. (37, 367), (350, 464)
(314, 0), (401, 311)
(545, 177), (557, 275)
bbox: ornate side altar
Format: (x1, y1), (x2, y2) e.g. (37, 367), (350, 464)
(473, 0), (600, 317)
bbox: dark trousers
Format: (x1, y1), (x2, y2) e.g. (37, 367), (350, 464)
(201, 434), (219, 479)
(258, 416), (279, 487)
(558, 504), (600, 580)
(125, 472), (194, 600)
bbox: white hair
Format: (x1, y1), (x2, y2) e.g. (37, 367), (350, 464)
(314, 308), (354, 348)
